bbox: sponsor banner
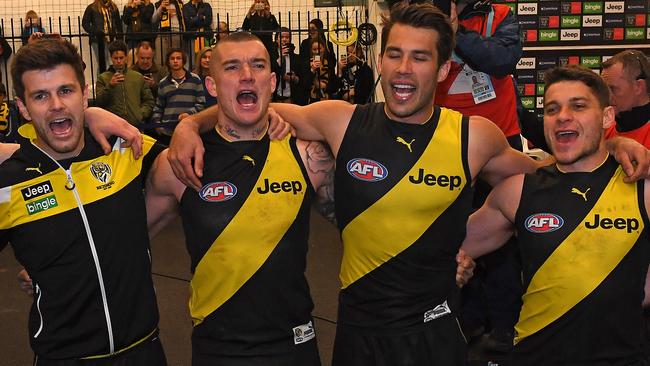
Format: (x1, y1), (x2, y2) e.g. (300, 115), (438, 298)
(537, 57), (557, 68)
(559, 56), (580, 66)
(516, 70), (536, 84)
(516, 84), (525, 96)
(582, 28), (603, 41)
(602, 55), (613, 63)
(536, 83), (545, 96)
(518, 2), (539, 15)
(583, 1), (604, 14)
(582, 15), (603, 27)
(539, 29), (559, 41)
(561, 1), (582, 14)
(648, 27), (650, 39)
(521, 97), (535, 110)
(604, 27), (625, 40)
(627, 14), (646, 26)
(604, 14), (625, 26)
(504, 2), (517, 14)
(581, 55), (601, 68)
(625, 0), (647, 13)
(536, 97), (545, 109)
(517, 57), (536, 70)
(524, 84), (536, 96)
(518, 15), (539, 28)
(537, 70), (548, 83)
(539, 2), (561, 15)
(625, 27), (645, 40)
(560, 28), (581, 40)
(539, 15), (560, 28)
(522, 29), (538, 42)
(604, 1), (625, 13)
(561, 15), (582, 27)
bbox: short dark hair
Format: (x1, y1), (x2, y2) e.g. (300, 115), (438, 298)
(544, 65), (610, 108)
(275, 26), (291, 40)
(380, 1), (454, 68)
(108, 40), (128, 56)
(602, 49), (650, 95)
(165, 47), (187, 68)
(214, 31), (269, 61)
(11, 39), (85, 100)
(309, 19), (324, 31)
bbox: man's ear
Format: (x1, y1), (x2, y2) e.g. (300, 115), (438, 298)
(437, 60), (451, 83)
(205, 76), (218, 98)
(602, 105), (615, 130)
(270, 71), (277, 93)
(15, 97), (32, 121)
(83, 84), (89, 109)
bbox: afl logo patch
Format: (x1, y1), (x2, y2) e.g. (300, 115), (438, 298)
(347, 158), (388, 182)
(525, 213), (564, 233)
(199, 182), (237, 202)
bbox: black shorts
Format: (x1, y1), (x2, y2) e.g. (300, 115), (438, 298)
(33, 334), (167, 366)
(332, 315), (467, 366)
(192, 336), (321, 366)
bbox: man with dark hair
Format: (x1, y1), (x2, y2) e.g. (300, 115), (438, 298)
(131, 40), (168, 99)
(272, 26), (309, 105)
(168, 3), (648, 365)
(96, 39), (155, 128)
(602, 50), (650, 147)
(151, 47), (205, 144)
(1, 38), (166, 365)
(462, 65), (650, 365)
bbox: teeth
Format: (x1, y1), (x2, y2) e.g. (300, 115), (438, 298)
(557, 131), (575, 136)
(51, 118), (67, 123)
(393, 84), (414, 90)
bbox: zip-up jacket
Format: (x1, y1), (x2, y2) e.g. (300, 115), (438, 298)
(95, 66), (155, 127)
(0, 125), (161, 359)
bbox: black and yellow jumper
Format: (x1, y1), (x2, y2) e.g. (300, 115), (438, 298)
(0, 125), (161, 360)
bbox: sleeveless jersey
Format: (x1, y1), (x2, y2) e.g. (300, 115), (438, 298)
(335, 103), (473, 330)
(513, 156), (649, 365)
(179, 130), (316, 357)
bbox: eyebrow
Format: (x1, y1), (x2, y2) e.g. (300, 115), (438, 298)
(222, 57), (268, 65)
(384, 46), (432, 56)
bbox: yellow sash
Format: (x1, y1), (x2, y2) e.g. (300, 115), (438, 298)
(515, 167), (642, 344)
(340, 108), (467, 288)
(189, 136), (307, 325)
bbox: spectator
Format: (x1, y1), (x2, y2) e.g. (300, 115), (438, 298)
(193, 47), (216, 107)
(152, 0), (186, 65)
(21, 10), (47, 46)
(242, 0), (278, 60)
(183, 0), (212, 59)
(0, 83), (21, 143)
(272, 27), (309, 105)
(214, 21), (229, 43)
(131, 40), (168, 99)
(335, 42), (373, 104)
(95, 40), (155, 128)
(122, 0), (155, 50)
(299, 18), (336, 72)
(82, 0), (123, 73)
(307, 38), (335, 103)
(152, 48), (205, 145)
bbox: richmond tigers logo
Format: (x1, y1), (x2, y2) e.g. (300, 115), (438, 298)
(90, 162), (112, 184)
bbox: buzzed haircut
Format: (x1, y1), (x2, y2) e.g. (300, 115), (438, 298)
(108, 40), (128, 56)
(213, 31), (269, 61)
(544, 65), (611, 108)
(11, 38), (85, 101)
(602, 50), (650, 95)
(380, 1), (455, 68)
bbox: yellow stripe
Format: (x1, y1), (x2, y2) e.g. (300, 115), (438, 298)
(189, 136), (307, 325)
(514, 167), (642, 344)
(340, 108), (467, 289)
(81, 328), (157, 359)
(0, 132), (154, 229)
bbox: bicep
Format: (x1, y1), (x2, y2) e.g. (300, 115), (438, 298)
(145, 152), (181, 238)
(300, 140), (336, 224)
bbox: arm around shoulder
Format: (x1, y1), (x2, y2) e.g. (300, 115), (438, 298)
(146, 149), (183, 239)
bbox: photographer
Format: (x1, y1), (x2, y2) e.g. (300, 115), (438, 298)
(242, 0), (279, 61)
(334, 42), (373, 104)
(272, 27), (309, 105)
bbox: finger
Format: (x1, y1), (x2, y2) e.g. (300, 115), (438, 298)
(192, 145), (205, 181)
(99, 137), (112, 155)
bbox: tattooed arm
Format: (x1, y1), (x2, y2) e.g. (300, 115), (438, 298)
(297, 139), (336, 225)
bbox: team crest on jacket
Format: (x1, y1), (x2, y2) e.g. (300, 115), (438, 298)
(90, 162), (112, 184)
(347, 158), (388, 182)
(525, 213), (564, 233)
(200, 182), (238, 202)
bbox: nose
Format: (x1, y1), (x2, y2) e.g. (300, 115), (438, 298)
(49, 94), (65, 111)
(395, 55), (412, 75)
(556, 105), (573, 123)
(240, 64), (254, 82)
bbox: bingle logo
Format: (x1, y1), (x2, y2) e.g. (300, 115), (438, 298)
(583, 15), (603, 27)
(517, 57), (536, 69)
(525, 213), (564, 233)
(561, 29), (581, 40)
(200, 182), (237, 202)
(604, 1), (624, 13)
(518, 3), (538, 15)
(347, 158), (388, 182)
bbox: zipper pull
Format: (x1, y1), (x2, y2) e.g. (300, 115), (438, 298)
(65, 171), (76, 191)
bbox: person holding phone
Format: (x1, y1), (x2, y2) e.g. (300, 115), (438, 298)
(242, 0), (279, 62)
(308, 38), (334, 103)
(272, 27), (309, 105)
(335, 43), (373, 104)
